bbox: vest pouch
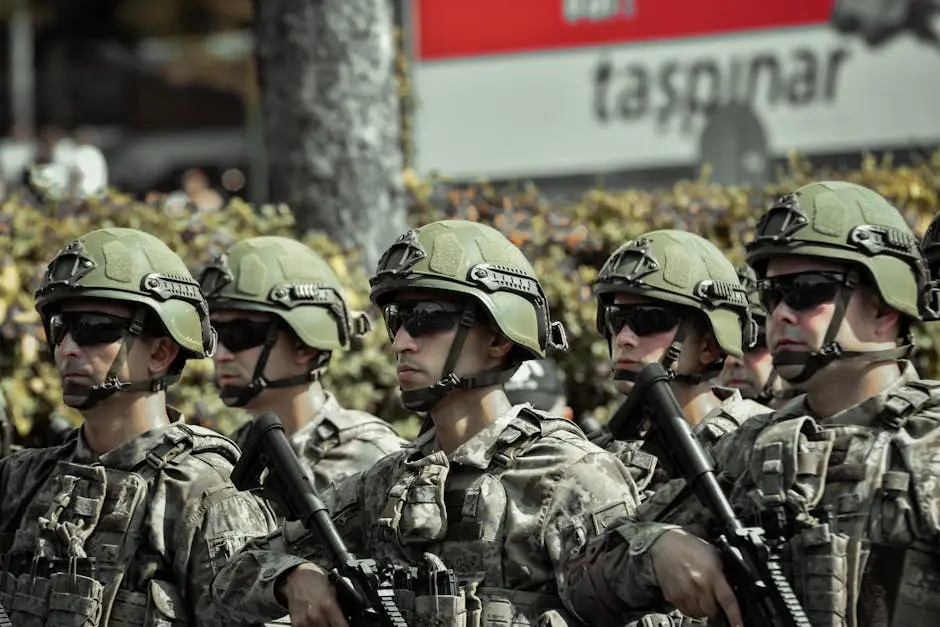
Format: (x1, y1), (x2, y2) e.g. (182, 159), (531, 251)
(0, 566), (16, 616)
(414, 593), (466, 627)
(393, 588), (417, 626)
(625, 612), (701, 627)
(144, 579), (187, 627)
(46, 571), (103, 627)
(788, 522), (850, 627)
(11, 572), (52, 626)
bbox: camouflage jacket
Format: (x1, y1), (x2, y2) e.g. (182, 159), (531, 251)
(208, 405), (642, 626)
(230, 392), (406, 492)
(566, 361), (940, 626)
(0, 409), (276, 626)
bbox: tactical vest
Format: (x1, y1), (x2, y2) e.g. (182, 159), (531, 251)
(737, 380), (940, 627)
(372, 409), (584, 627)
(0, 425), (232, 626)
(295, 410), (397, 468)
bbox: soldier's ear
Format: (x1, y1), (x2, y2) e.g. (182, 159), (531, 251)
(148, 337), (180, 376)
(487, 333), (512, 361)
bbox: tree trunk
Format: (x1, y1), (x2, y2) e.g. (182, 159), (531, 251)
(253, 0), (407, 272)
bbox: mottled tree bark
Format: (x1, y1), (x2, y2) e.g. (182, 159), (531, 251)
(253, 0), (407, 271)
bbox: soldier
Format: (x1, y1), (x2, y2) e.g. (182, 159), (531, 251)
(198, 236), (405, 491)
(718, 264), (797, 408)
(591, 230), (768, 495)
(208, 220), (642, 626)
(0, 228), (276, 626)
(566, 181), (940, 626)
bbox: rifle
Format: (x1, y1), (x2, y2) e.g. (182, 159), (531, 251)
(231, 412), (410, 627)
(626, 363), (811, 627)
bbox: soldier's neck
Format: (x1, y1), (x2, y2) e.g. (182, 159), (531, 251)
(805, 360), (901, 419)
(81, 393), (171, 454)
(431, 386), (512, 456)
(253, 382), (326, 438)
(671, 381), (720, 426)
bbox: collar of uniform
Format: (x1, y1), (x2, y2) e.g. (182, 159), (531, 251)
(73, 407), (187, 468)
(777, 360), (920, 427)
(406, 405), (525, 470)
(710, 385), (743, 404)
(294, 390), (340, 439)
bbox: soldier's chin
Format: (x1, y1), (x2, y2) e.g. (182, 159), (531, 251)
(614, 379), (635, 395)
(61, 393), (91, 409)
(774, 363), (804, 383)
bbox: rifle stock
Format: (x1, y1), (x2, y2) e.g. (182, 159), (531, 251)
(231, 412), (408, 627)
(628, 363), (811, 627)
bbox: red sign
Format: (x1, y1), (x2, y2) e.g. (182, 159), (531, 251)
(414, 0), (837, 61)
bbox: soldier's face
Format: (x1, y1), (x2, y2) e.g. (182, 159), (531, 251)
(388, 291), (506, 393)
(52, 299), (174, 407)
(719, 344), (775, 398)
(608, 293), (709, 395)
(211, 309), (317, 407)
(764, 256), (889, 388)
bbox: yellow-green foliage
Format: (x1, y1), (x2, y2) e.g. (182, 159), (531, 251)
(3, 153), (939, 441)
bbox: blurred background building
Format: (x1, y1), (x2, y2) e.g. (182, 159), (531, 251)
(0, 0), (938, 204)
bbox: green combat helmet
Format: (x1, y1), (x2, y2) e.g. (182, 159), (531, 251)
(370, 221), (568, 412)
(921, 211), (940, 321)
(34, 228), (216, 410)
(746, 181), (927, 383)
(593, 229), (756, 383)
(199, 236), (370, 407)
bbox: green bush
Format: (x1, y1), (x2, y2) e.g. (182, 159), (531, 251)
(3, 152), (939, 442)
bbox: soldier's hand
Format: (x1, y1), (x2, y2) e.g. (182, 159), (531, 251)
(279, 563), (349, 627)
(650, 529), (742, 627)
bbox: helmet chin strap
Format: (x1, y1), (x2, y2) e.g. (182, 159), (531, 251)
(219, 320), (328, 408)
(64, 309), (180, 411)
(401, 303), (519, 414)
(772, 269), (912, 385)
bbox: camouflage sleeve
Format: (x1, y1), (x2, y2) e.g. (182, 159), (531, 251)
(540, 449), (672, 622)
(565, 515), (681, 624)
(176, 480), (289, 624)
(203, 522), (314, 622)
(308, 429), (405, 493)
(205, 470), (368, 621)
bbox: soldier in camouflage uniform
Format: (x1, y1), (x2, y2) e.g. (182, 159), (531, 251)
(198, 236), (405, 491)
(0, 228), (276, 626)
(718, 264), (799, 409)
(566, 181), (940, 627)
(591, 230), (769, 497)
(208, 220), (643, 627)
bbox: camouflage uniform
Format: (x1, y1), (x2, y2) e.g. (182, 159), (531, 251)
(592, 230), (767, 496)
(207, 221), (642, 626)
(228, 391), (405, 492)
(199, 236), (405, 490)
(566, 182), (940, 626)
(0, 228), (277, 626)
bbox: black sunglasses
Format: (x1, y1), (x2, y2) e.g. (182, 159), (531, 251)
(758, 271), (846, 313)
(48, 312), (133, 347)
(213, 319), (275, 353)
(603, 305), (684, 337)
(383, 300), (465, 341)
